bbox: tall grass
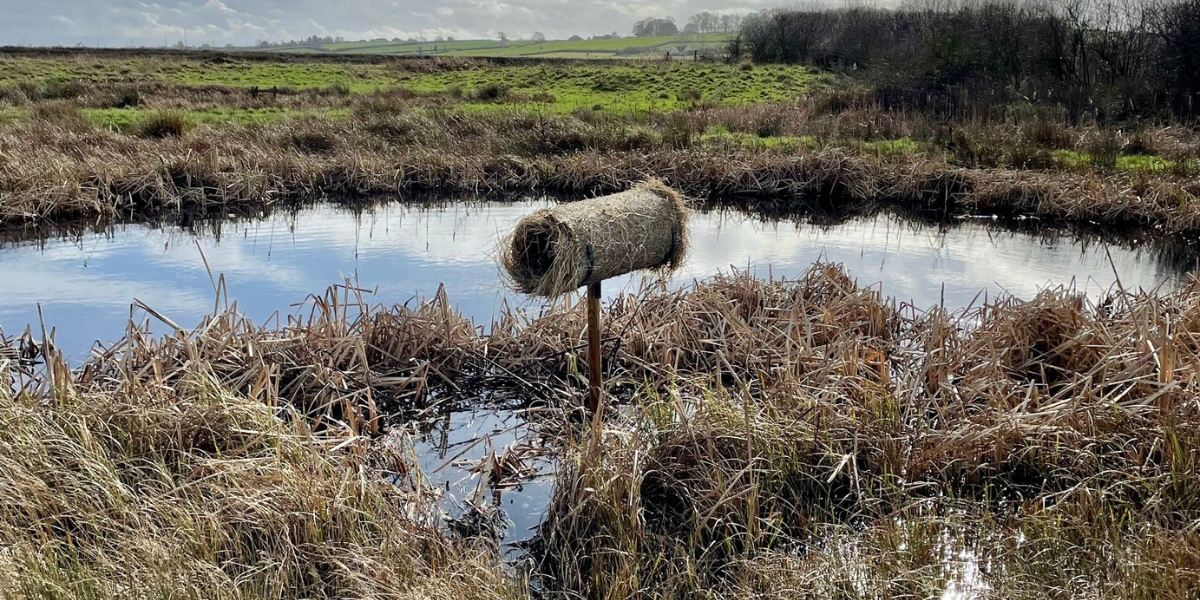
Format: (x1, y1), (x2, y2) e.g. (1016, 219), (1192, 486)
(0, 359), (513, 599)
(1, 104), (1198, 236)
(526, 266), (1200, 598)
(4, 264), (1200, 596)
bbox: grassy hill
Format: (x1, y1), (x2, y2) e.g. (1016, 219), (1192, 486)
(269, 33), (731, 59)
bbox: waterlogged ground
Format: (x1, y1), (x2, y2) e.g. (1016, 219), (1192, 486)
(0, 200), (1190, 362)
(0, 200), (1194, 555)
(391, 407), (556, 552)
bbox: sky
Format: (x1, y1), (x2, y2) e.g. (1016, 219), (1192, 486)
(1, 0), (780, 48)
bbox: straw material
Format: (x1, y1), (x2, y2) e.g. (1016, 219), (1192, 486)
(503, 180), (689, 297)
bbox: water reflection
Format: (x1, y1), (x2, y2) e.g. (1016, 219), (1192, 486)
(388, 408), (555, 552)
(0, 200), (1192, 362)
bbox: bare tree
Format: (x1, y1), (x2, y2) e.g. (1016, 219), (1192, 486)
(686, 12), (722, 34)
(719, 14), (744, 32)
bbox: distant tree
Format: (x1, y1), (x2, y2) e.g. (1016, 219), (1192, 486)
(532, 31), (546, 42)
(447, 36), (455, 41)
(1153, 0), (1200, 101)
(498, 31), (509, 42)
(719, 14), (743, 32)
(686, 12), (721, 34)
(632, 17), (678, 37)
(434, 35), (445, 42)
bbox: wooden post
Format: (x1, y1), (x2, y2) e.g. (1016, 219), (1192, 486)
(586, 282), (603, 415)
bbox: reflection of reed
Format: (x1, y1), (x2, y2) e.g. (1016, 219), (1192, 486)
(4, 196), (1197, 281)
(697, 201), (1200, 280)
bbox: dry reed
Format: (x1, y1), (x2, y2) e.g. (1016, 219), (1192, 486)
(5, 258), (1200, 597)
(1, 106), (1198, 238)
(522, 266), (1200, 598)
(0, 352), (514, 599)
(2, 262), (1200, 595)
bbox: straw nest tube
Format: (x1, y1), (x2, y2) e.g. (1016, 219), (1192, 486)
(503, 181), (690, 298)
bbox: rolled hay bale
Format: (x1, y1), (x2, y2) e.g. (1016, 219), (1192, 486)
(504, 181), (689, 297)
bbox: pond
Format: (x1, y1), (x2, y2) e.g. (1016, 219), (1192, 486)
(0, 201), (1190, 363)
(0, 199), (1193, 553)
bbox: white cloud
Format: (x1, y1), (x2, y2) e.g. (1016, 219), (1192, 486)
(5, 0), (789, 47)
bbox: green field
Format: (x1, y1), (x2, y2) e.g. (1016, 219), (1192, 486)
(392, 62), (817, 110)
(0, 56), (397, 92)
(322, 39), (518, 55)
(0, 54), (821, 113)
(269, 33), (730, 59)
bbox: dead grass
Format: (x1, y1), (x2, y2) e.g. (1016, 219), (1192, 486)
(522, 266), (1200, 598)
(0, 83), (1198, 234)
(1, 111), (1198, 237)
(133, 110), (189, 138)
(3, 256), (1200, 598)
(0, 351), (515, 599)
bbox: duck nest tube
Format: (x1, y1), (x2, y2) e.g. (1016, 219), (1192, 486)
(503, 181), (690, 298)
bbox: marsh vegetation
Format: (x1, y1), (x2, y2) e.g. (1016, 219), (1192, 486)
(5, 263), (1200, 597)
(2, 7), (1200, 594)
(0, 49), (1196, 237)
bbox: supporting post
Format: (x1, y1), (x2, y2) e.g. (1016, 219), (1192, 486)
(586, 282), (603, 416)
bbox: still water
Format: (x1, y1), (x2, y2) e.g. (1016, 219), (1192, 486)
(396, 407), (555, 552)
(0, 200), (1191, 362)
(0, 199), (1193, 555)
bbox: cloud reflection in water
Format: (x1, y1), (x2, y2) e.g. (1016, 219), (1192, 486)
(0, 201), (1187, 361)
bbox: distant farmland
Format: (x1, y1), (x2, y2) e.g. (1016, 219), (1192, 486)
(263, 33), (731, 59)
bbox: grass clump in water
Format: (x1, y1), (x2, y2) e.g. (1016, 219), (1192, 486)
(528, 265), (1200, 598)
(5, 264), (1200, 597)
(0, 355), (511, 599)
(134, 110), (189, 138)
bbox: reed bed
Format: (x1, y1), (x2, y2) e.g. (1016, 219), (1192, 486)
(5, 262), (1200, 597)
(530, 266), (1200, 597)
(0, 349), (515, 599)
(1, 105), (1198, 237)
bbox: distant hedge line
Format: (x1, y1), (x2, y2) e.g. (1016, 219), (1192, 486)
(730, 0), (1200, 122)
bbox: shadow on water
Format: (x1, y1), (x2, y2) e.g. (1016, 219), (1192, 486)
(2, 195), (1198, 561)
